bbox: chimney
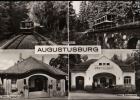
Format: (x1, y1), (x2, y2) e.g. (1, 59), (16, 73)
(42, 56), (44, 63)
(19, 53), (22, 62)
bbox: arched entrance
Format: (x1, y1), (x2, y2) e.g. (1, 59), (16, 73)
(100, 77), (106, 85)
(76, 76), (84, 90)
(29, 75), (48, 92)
(127, 38), (139, 49)
(93, 73), (116, 88)
(35, 78), (43, 91)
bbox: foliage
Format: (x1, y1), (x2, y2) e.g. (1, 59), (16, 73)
(71, 1), (140, 45)
(0, 85), (5, 95)
(49, 54), (68, 73)
(29, 1), (68, 43)
(0, 1), (29, 35)
(29, 1), (67, 31)
(0, 1), (68, 43)
(85, 85), (92, 92)
(49, 54), (88, 73)
(125, 52), (139, 65)
(111, 51), (139, 66)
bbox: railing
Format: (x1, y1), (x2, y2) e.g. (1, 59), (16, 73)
(93, 18), (140, 32)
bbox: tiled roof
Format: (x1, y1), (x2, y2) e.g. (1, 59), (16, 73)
(72, 59), (97, 71)
(0, 70), (4, 73)
(3, 56), (67, 76)
(72, 57), (134, 72)
(120, 67), (135, 72)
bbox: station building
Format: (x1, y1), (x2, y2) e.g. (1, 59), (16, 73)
(0, 54), (67, 98)
(71, 56), (135, 91)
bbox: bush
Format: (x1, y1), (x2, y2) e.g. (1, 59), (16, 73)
(0, 85), (5, 95)
(85, 85), (92, 92)
(70, 86), (76, 91)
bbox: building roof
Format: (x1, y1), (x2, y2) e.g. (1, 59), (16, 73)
(3, 56), (67, 76)
(0, 70), (4, 73)
(72, 59), (98, 71)
(72, 56), (134, 72)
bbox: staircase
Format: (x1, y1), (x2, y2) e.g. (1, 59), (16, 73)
(29, 91), (48, 98)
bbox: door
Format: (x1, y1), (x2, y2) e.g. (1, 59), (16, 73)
(76, 76), (84, 90)
(35, 78), (43, 91)
(100, 77), (106, 88)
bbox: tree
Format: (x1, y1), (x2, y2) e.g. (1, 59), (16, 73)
(29, 1), (68, 43)
(0, 1), (29, 39)
(7, 1), (29, 34)
(49, 54), (68, 73)
(69, 1), (76, 31)
(30, 1), (67, 31)
(49, 54), (88, 73)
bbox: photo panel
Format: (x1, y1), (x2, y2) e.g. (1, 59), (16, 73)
(0, 1), (68, 49)
(69, 49), (140, 99)
(69, 1), (140, 49)
(0, 50), (68, 98)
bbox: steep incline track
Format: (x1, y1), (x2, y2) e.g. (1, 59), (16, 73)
(1, 34), (56, 49)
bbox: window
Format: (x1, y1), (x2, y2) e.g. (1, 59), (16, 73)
(124, 76), (131, 85)
(11, 79), (17, 84)
(99, 63), (102, 65)
(11, 79), (17, 92)
(56, 79), (61, 91)
(107, 15), (111, 21)
(107, 63), (110, 65)
(103, 63), (106, 65)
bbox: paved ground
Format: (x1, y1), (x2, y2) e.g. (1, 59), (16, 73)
(69, 92), (140, 99)
(0, 96), (68, 100)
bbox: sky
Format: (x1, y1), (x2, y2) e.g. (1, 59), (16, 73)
(0, 50), (58, 70)
(0, 49), (137, 70)
(72, 1), (81, 14)
(86, 49), (137, 60)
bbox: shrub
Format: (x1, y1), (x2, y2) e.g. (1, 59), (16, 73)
(70, 86), (76, 91)
(0, 85), (5, 95)
(85, 85), (92, 92)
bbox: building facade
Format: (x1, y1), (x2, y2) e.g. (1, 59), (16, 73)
(0, 54), (67, 98)
(71, 56), (135, 91)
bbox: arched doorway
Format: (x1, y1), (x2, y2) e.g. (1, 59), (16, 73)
(127, 38), (139, 49)
(100, 77), (106, 84)
(76, 76), (84, 90)
(93, 73), (116, 89)
(29, 75), (48, 92)
(35, 78), (43, 91)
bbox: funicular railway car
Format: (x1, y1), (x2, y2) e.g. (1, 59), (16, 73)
(20, 21), (34, 34)
(93, 14), (116, 31)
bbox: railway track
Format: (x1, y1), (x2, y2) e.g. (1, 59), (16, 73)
(2, 34), (27, 49)
(1, 33), (56, 49)
(34, 33), (48, 45)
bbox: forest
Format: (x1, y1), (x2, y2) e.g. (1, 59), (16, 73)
(0, 1), (68, 44)
(69, 1), (140, 42)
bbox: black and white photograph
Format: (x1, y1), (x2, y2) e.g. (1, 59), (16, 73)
(0, 1), (68, 49)
(0, 0), (140, 100)
(69, 1), (140, 49)
(69, 49), (140, 99)
(0, 50), (68, 99)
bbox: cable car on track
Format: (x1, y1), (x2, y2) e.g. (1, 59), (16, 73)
(20, 21), (34, 34)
